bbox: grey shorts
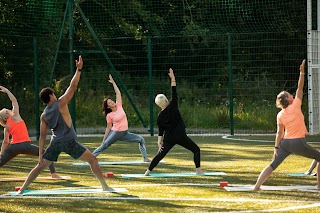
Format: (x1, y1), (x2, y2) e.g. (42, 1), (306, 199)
(43, 139), (87, 162)
(270, 138), (320, 170)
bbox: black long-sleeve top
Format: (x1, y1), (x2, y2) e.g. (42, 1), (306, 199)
(157, 86), (186, 141)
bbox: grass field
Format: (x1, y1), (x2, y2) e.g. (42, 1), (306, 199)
(0, 135), (319, 213)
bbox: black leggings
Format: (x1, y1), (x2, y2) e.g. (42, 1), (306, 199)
(0, 142), (56, 173)
(148, 135), (201, 171)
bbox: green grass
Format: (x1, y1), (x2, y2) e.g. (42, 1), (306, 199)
(0, 136), (319, 213)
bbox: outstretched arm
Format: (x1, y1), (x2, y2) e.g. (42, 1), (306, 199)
(168, 68), (176, 87)
(109, 74), (122, 103)
(58, 55), (83, 106)
(0, 86), (20, 117)
(295, 59), (305, 101)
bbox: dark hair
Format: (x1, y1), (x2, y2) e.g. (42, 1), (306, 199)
(276, 91), (290, 109)
(39, 87), (54, 104)
(102, 97), (112, 115)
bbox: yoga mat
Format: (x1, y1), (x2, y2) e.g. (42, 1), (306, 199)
(224, 185), (317, 192)
(72, 160), (166, 166)
(0, 176), (71, 182)
(7, 188), (127, 196)
(121, 172), (226, 178)
(287, 173), (317, 177)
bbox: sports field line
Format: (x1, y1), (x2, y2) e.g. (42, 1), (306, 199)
(0, 195), (314, 204)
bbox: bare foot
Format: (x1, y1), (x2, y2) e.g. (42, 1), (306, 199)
(102, 186), (114, 191)
(17, 189), (24, 194)
(252, 186), (261, 191)
(144, 169), (150, 176)
(144, 158), (151, 162)
(196, 168), (204, 175)
(51, 173), (62, 179)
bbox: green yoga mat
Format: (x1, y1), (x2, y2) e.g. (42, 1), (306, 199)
(72, 160), (165, 166)
(7, 188), (127, 196)
(121, 172), (226, 178)
(287, 173), (317, 177)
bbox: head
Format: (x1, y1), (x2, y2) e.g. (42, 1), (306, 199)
(0, 108), (11, 127)
(39, 87), (55, 104)
(276, 91), (294, 109)
(155, 94), (169, 108)
(102, 97), (115, 115)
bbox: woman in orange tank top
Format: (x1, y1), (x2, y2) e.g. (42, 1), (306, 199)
(0, 86), (60, 178)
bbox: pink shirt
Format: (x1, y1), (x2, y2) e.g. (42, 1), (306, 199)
(107, 101), (128, 131)
(277, 98), (308, 139)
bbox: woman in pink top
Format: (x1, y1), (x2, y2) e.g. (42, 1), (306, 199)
(0, 86), (60, 178)
(253, 60), (320, 190)
(92, 75), (150, 162)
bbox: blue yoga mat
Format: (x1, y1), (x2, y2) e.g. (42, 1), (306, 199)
(121, 172), (227, 178)
(72, 160), (165, 166)
(288, 173), (317, 177)
(7, 188), (127, 196)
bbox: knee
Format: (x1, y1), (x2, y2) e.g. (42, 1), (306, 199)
(194, 146), (200, 154)
(87, 154), (98, 164)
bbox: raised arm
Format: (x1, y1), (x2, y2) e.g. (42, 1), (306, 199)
(0, 86), (20, 117)
(168, 68), (176, 87)
(58, 55), (83, 106)
(295, 59), (305, 101)
(109, 74), (122, 103)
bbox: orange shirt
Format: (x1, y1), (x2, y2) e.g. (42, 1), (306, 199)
(6, 116), (31, 144)
(277, 98), (308, 139)
(107, 101), (128, 131)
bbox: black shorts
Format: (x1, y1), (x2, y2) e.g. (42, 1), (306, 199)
(43, 139), (87, 162)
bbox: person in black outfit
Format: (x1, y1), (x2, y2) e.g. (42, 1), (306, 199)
(144, 68), (204, 176)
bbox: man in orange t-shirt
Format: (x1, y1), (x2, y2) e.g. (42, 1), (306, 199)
(254, 59), (320, 190)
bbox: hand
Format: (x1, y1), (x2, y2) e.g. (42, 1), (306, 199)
(168, 68), (175, 80)
(272, 149), (278, 160)
(75, 55), (83, 70)
(0, 86), (8, 94)
(300, 59), (305, 73)
(108, 74), (115, 84)
(158, 143), (164, 153)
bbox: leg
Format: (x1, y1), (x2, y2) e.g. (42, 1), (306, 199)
(253, 145), (290, 190)
(305, 160), (318, 175)
(0, 146), (18, 167)
(317, 162), (320, 189)
(21, 143), (60, 178)
(120, 131), (150, 161)
(177, 136), (203, 174)
(78, 150), (111, 191)
(92, 131), (121, 157)
(253, 165), (274, 190)
(18, 159), (52, 194)
(144, 142), (174, 176)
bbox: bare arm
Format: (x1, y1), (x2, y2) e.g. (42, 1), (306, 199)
(168, 68), (176, 86)
(0, 128), (10, 155)
(274, 123), (284, 156)
(295, 59), (305, 101)
(109, 74), (122, 103)
(101, 122), (112, 144)
(39, 114), (48, 160)
(58, 55), (83, 106)
(157, 135), (163, 151)
(0, 86), (20, 118)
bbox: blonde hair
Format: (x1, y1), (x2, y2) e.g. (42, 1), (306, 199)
(155, 94), (168, 108)
(0, 108), (10, 127)
(276, 91), (290, 109)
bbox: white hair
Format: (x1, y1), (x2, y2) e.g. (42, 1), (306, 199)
(155, 94), (168, 108)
